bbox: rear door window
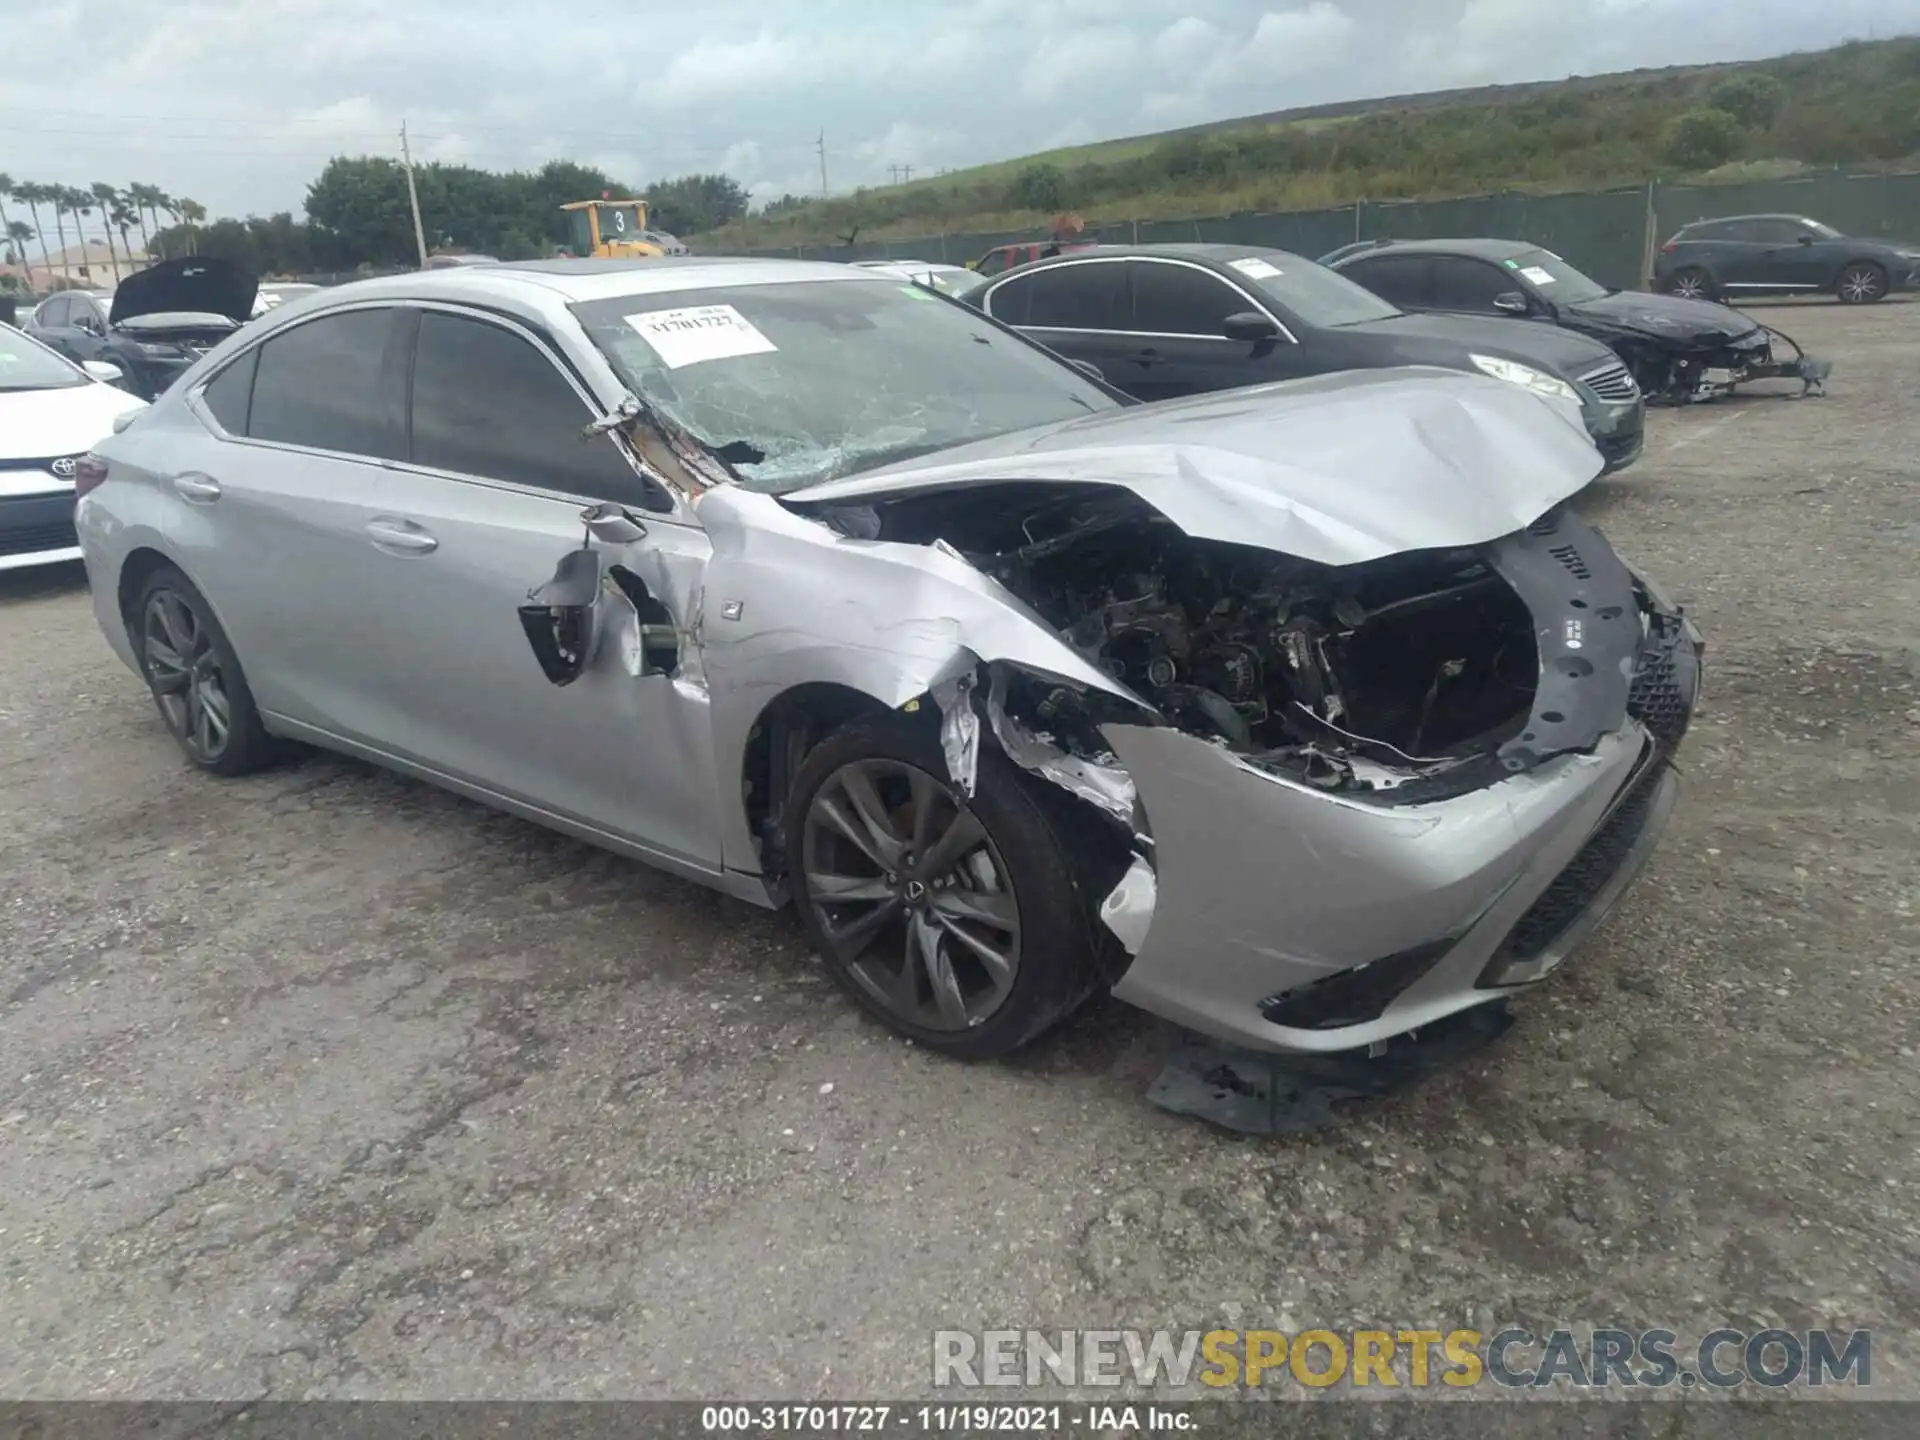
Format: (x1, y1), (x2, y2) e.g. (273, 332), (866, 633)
(1128, 261), (1243, 336)
(247, 308), (408, 459)
(37, 297), (72, 327)
(988, 262), (1127, 331)
(408, 309), (661, 507)
(200, 348), (259, 435)
(1342, 254), (1432, 308)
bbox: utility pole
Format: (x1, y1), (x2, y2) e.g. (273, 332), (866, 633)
(400, 121), (429, 268)
(901, 165), (913, 184)
(817, 131), (829, 199)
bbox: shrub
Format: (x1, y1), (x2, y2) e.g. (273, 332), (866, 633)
(1660, 108), (1741, 169)
(1005, 163), (1067, 213)
(1708, 73), (1786, 129)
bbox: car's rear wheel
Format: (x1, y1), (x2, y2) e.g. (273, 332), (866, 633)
(131, 566), (283, 776)
(786, 715), (1101, 1059)
(1664, 267), (1715, 301)
(1837, 262), (1887, 305)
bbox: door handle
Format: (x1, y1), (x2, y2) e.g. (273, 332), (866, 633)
(171, 472), (222, 502)
(1133, 347), (1161, 367)
(364, 518), (439, 555)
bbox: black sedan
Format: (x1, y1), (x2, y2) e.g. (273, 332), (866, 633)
(973, 243), (1645, 473)
(1653, 213), (1920, 305)
(25, 257), (256, 400)
(1325, 237), (1830, 404)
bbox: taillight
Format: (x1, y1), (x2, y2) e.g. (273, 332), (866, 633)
(73, 453), (109, 499)
(1659, 240), (1678, 253)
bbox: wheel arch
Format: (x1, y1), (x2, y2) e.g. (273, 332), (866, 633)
(737, 679), (911, 883)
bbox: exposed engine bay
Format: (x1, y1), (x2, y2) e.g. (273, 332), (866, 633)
(820, 484), (1569, 797)
(1623, 322), (1830, 404)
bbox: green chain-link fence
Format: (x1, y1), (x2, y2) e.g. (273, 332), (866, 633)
(720, 169), (1920, 292)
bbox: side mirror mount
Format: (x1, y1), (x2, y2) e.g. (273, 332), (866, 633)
(1493, 292), (1531, 315)
(581, 500), (648, 545)
(1222, 310), (1280, 342)
(83, 360), (125, 384)
(1797, 233), (1816, 246)
(517, 547), (603, 687)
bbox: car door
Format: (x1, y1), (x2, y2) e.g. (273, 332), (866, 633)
(66, 296), (112, 361)
(363, 305), (722, 868)
(167, 304), (415, 736)
(1770, 218), (1840, 289)
(982, 258), (1135, 383)
(1337, 253), (1436, 313)
(28, 296), (80, 359)
(1710, 220), (1790, 292)
(1122, 258), (1302, 399)
(1426, 256), (1525, 318)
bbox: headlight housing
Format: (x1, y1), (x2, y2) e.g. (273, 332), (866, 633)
(1470, 353), (1580, 404)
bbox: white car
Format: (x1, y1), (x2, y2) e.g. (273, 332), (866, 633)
(852, 259), (988, 302)
(251, 283), (323, 318)
(1, 326), (146, 571)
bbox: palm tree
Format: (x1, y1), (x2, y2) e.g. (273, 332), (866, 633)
(176, 197), (206, 254)
(0, 174), (17, 269)
(66, 187), (99, 281)
(14, 182), (55, 285)
(45, 186), (72, 283)
(127, 182), (168, 261)
(5, 221), (34, 275)
(90, 183), (125, 282)
(109, 191), (141, 273)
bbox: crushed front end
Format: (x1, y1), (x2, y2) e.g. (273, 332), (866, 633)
(961, 494), (1702, 1057)
(1638, 324), (1831, 403)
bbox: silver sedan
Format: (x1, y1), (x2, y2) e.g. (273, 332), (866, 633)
(75, 257), (1702, 1061)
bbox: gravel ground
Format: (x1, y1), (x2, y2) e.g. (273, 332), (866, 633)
(1, 299), (1915, 1405)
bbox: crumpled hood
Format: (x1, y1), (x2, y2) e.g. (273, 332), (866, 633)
(785, 367), (1602, 567)
(1564, 290), (1761, 345)
(110, 257), (258, 327)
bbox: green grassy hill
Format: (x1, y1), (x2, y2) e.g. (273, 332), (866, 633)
(710, 36), (1920, 250)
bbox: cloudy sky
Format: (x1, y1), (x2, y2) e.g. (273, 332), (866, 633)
(5, 0), (1919, 221)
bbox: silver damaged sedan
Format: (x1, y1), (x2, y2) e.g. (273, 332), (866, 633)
(76, 258), (1703, 1061)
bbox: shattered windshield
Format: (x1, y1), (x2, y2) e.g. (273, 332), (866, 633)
(572, 278), (1119, 493)
(1504, 249), (1609, 303)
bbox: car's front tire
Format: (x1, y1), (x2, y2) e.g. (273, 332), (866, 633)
(130, 565), (284, 776)
(1662, 267), (1715, 301)
(785, 714), (1103, 1059)
(1837, 261), (1888, 305)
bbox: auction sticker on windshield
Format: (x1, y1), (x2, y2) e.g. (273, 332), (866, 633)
(1230, 257), (1283, 280)
(624, 304), (777, 369)
(1520, 266), (1557, 286)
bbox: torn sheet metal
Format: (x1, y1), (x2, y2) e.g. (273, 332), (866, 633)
(933, 672), (980, 797)
(1099, 853), (1157, 956)
(784, 366), (1603, 567)
(985, 665), (1137, 827)
(1148, 1004), (1514, 1135)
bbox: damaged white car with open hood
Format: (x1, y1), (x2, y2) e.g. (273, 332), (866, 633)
(75, 257), (1704, 1072)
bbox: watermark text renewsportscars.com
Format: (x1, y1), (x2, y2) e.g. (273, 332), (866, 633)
(933, 1327), (1872, 1390)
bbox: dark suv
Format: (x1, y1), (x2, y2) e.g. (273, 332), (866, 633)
(1654, 215), (1920, 305)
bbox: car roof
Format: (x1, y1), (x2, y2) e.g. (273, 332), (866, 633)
(1678, 213), (1816, 226)
(299, 256), (880, 308)
(990, 242), (1315, 270)
(1328, 238), (1539, 262)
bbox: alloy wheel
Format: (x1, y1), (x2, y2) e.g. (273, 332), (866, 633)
(1839, 265), (1885, 304)
(800, 757), (1021, 1032)
(141, 589), (231, 763)
(1671, 272), (1708, 300)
